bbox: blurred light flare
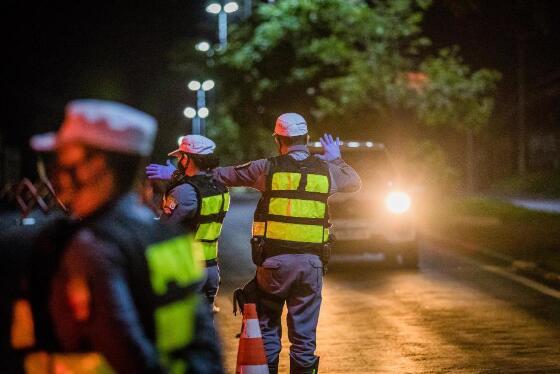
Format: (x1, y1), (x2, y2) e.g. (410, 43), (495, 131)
(177, 136), (184, 145)
(385, 191), (411, 214)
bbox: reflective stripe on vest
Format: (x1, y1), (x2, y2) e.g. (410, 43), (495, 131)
(253, 221), (329, 242)
(145, 234), (204, 363)
(268, 198), (326, 218)
(195, 192), (230, 260)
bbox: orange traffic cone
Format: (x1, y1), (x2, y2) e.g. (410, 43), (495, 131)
(236, 303), (268, 374)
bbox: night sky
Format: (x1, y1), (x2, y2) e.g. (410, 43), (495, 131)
(3, 0), (560, 173)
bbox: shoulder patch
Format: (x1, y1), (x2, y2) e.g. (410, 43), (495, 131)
(163, 195), (178, 215)
(234, 161), (252, 170)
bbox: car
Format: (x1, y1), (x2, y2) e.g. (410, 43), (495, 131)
(309, 140), (419, 268)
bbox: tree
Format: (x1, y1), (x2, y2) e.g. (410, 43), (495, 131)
(183, 0), (500, 189)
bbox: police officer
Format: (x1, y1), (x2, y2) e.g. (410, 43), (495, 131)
(158, 135), (230, 313)
(23, 100), (224, 373)
(147, 113), (361, 374)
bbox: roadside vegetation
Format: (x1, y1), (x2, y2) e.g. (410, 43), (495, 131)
(490, 171), (560, 198)
(422, 196), (560, 274)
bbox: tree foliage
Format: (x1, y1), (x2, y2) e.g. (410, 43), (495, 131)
(172, 0), (501, 173)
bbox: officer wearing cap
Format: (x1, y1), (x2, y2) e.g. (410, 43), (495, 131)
(147, 113), (361, 374)
(23, 100), (224, 373)
(157, 135), (230, 313)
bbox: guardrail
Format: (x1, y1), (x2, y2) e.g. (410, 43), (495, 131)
(1, 177), (165, 223)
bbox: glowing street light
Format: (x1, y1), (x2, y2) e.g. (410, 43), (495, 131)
(183, 107), (196, 119)
(206, 3), (222, 14)
(202, 79), (215, 91)
(223, 2), (239, 13)
(195, 41), (211, 52)
(188, 80), (202, 91)
(198, 107), (209, 119)
(206, 2), (239, 49)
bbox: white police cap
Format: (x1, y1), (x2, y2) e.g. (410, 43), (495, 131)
(30, 99), (157, 156)
(273, 113), (308, 137)
(168, 134), (216, 156)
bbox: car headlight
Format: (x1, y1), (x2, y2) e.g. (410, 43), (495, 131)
(385, 191), (411, 214)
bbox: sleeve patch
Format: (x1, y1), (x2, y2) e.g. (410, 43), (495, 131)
(163, 195), (178, 215)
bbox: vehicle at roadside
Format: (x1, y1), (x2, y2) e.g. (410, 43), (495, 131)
(309, 141), (418, 267)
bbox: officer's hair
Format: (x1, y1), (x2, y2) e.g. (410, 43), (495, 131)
(188, 153), (220, 171)
(275, 134), (308, 147)
(86, 147), (144, 195)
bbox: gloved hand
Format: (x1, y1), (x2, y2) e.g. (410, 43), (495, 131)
(316, 133), (341, 161)
(145, 160), (176, 181)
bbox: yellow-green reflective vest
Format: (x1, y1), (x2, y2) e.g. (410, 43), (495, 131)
(253, 155), (331, 254)
(19, 201), (206, 374)
(184, 175), (230, 262)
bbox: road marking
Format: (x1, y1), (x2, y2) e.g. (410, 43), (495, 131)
(480, 264), (560, 300)
(432, 245), (560, 300)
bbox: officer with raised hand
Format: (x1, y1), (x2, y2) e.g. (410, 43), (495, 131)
(147, 113), (361, 374)
(25, 100), (224, 373)
(158, 135), (230, 313)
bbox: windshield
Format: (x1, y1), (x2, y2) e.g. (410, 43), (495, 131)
(341, 149), (395, 190)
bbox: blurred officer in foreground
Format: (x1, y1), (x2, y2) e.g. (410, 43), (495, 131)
(147, 113), (361, 374)
(22, 100), (223, 373)
(158, 135), (230, 313)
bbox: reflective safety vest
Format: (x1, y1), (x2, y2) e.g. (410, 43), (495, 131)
(16, 195), (206, 373)
(183, 174), (230, 263)
(253, 154), (331, 254)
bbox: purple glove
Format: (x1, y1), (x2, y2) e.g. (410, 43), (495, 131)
(145, 160), (176, 181)
(316, 134), (341, 161)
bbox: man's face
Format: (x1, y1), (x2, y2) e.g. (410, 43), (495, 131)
(175, 153), (189, 172)
(54, 143), (106, 209)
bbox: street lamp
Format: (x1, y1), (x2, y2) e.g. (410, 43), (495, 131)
(206, 2), (239, 49)
(195, 41), (211, 52)
(187, 79), (215, 135)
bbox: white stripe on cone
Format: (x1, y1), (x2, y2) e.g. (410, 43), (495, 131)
(239, 364), (269, 374)
(244, 319), (262, 338)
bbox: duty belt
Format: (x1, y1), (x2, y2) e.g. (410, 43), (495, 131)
(205, 258), (218, 267)
(263, 246), (322, 259)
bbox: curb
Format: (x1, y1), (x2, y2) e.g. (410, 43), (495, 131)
(422, 232), (560, 291)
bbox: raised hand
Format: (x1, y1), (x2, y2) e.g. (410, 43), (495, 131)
(316, 133), (341, 161)
(145, 159), (176, 181)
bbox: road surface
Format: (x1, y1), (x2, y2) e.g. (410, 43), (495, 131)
(214, 196), (560, 373)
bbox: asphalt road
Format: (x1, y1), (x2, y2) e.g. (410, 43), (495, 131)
(215, 196), (560, 373)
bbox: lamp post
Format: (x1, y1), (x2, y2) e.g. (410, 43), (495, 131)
(206, 2), (239, 50)
(187, 79), (215, 135)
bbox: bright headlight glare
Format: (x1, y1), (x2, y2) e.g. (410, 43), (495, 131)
(385, 191), (411, 214)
